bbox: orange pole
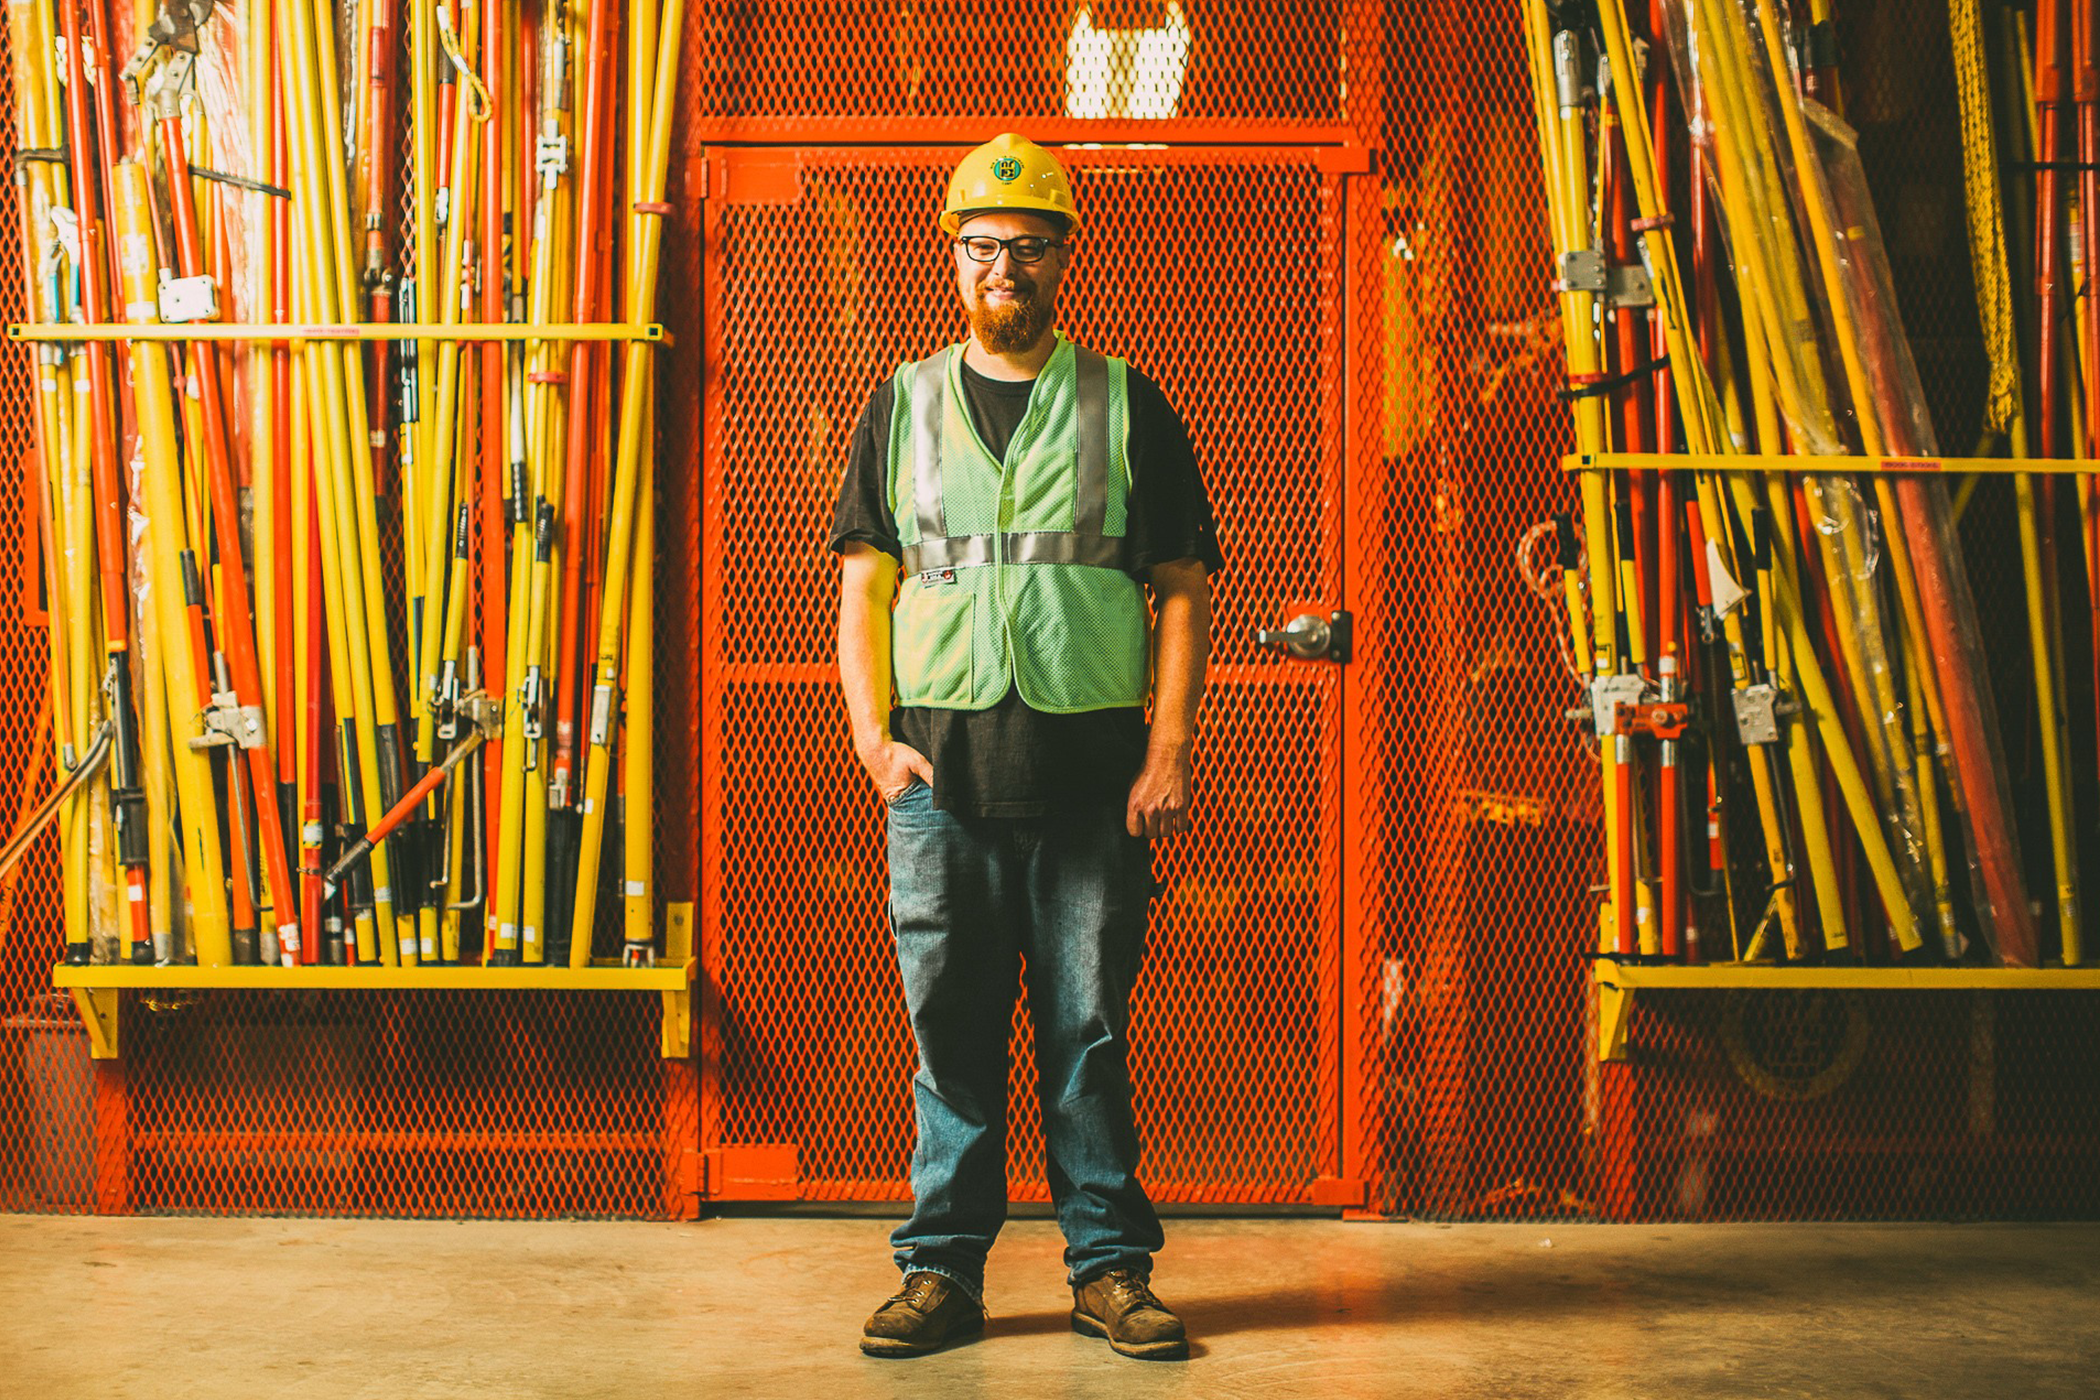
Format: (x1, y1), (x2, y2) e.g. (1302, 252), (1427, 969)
(2074, 0), (2100, 817)
(482, 0), (512, 918)
(157, 102), (303, 962)
(56, 0), (150, 962)
(551, 0), (620, 819)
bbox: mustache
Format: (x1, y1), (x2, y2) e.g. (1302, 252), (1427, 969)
(981, 277), (1037, 300)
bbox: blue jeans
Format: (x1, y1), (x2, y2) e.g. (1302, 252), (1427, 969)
(885, 780), (1163, 1300)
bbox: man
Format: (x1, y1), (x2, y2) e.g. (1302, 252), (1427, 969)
(830, 132), (1220, 1362)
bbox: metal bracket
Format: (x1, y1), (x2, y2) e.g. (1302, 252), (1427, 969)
(518, 671), (544, 743)
(1603, 263), (1653, 309)
(71, 986), (121, 1059)
(1588, 672), (1648, 740)
(1731, 684), (1799, 746)
(157, 269), (219, 324)
(660, 902), (694, 1058)
(124, 1), (212, 105)
(434, 661), (464, 740)
(1596, 977), (1633, 1062)
(1557, 249), (1607, 293)
(1615, 700), (1690, 741)
(536, 133), (571, 182)
(455, 688), (503, 739)
(189, 692), (264, 750)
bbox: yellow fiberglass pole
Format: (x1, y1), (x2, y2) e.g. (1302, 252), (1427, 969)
(568, 0), (685, 963)
(622, 374), (656, 962)
(418, 0), (489, 776)
(280, 0), (404, 962)
(113, 162), (233, 968)
(490, 9), (582, 965)
(1597, 0), (1820, 955)
(1681, 0), (1931, 948)
(1523, 1), (1624, 954)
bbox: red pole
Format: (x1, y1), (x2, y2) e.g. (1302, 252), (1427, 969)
(270, 44), (304, 955)
(157, 103), (303, 961)
(552, 0), (622, 814)
(55, 0), (151, 961)
(1648, 0), (1681, 958)
(481, 0), (512, 925)
(2073, 0), (2100, 826)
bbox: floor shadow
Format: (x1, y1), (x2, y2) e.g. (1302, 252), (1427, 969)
(990, 1310), (1208, 1359)
(992, 1308), (1077, 1340)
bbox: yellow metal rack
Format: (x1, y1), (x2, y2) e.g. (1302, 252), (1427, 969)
(7, 321), (665, 343)
(52, 906), (697, 1061)
(1569, 450), (2100, 475)
(1593, 958), (2100, 1060)
(1570, 449), (2099, 1059)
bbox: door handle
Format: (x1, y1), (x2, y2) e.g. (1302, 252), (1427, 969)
(1254, 610), (1353, 663)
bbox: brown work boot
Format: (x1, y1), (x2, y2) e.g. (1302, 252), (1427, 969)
(1071, 1268), (1189, 1360)
(860, 1271), (985, 1358)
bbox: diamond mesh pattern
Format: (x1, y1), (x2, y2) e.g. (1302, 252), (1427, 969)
(0, 10), (701, 1216)
(690, 0), (1360, 138)
(696, 148), (1339, 1201)
(1375, 0), (2100, 1222)
(1363, 3), (1595, 1218)
(6, 0), (2099, 1222)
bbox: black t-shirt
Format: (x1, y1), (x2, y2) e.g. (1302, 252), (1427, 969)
(829, 353), (1222, 818)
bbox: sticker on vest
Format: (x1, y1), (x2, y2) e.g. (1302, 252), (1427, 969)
(917, 568), (958, 586)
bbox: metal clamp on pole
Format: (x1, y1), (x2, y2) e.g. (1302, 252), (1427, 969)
(1581, 672), (1648, 739)
(189, 692), (268, 750)
(1614, 700), (1692, 741)
(324, 692), (498, 898)
(1729, 684), (1800, 746)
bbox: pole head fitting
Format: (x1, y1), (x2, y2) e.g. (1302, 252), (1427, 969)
(456, 689), (503, 739)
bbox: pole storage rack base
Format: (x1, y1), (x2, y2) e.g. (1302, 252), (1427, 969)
(1592, 959), (2100, 1061)
(51, 904), (697, 1061)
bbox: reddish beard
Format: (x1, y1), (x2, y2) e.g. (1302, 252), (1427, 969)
(968, 277), (1054, 354)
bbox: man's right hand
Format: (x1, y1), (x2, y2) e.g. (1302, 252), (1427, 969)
(857, 736), (935, 804)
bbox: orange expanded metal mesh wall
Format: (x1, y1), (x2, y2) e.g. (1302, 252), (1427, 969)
(692, 147), (1346, 1200)
(4, 0), (2099, 1222)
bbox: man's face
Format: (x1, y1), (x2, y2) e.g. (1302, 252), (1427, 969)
(952, 211), (1067, 355)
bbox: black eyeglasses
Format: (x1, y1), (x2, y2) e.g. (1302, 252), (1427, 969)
(953, 234), (1064, 264)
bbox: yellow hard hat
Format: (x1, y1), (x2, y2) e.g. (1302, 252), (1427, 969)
(940, 133), (1079, 236)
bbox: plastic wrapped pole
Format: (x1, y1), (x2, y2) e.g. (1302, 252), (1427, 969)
(1739, 0), (2038, 964)
(1659, 0), (1938, 953)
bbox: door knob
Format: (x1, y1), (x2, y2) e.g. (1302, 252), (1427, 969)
(1255, 610), (1352, 662)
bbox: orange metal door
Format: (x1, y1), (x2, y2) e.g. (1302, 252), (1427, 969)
(695, 144), (1362, 1203)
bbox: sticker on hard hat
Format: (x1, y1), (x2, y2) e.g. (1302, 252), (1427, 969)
(992, 156), (1023, 183)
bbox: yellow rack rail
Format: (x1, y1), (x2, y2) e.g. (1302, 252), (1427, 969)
(52, 907), (697, 1061)
(1566, 450), (2100, 476)
(1592, 958), (2100, 1061)
(8, 320), (664, 343)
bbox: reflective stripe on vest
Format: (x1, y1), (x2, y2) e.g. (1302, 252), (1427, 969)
(899, 344), (1121, 575)
(886, 336), (1149, 713)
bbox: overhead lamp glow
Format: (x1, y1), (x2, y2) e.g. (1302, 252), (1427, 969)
(1066, 2), (1192, 121)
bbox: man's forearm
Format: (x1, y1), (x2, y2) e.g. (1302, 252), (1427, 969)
(837, 551), (898, 752)
(1148, 571), (1211, 757)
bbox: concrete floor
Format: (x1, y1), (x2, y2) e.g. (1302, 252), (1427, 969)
(2, 1216), (2095, 1399)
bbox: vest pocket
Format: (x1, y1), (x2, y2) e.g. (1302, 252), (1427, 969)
(894, 583), (976, 706)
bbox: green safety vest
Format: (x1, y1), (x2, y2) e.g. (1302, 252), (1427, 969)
(885, 334), (1150, 712)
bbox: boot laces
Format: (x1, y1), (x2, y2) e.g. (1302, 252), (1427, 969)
(1103, 1269), (1165, 1314)
(890, 1273), (945, 1312)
